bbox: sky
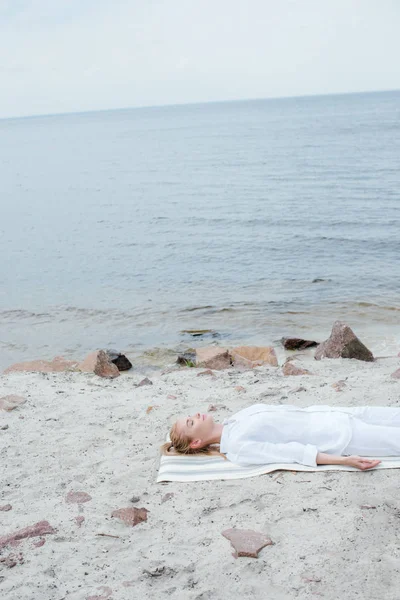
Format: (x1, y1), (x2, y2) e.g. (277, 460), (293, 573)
(1, 0), (399, 118)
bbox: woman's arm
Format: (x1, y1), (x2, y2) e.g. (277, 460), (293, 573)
(316, 452), (381, 470)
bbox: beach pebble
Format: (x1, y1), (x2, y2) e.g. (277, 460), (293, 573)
(0, 521), (56, 549)
(332, 380), (347, 391)
(161, 493), (174, 503)
(105, 350), (132, 371)
(75, 516), (85, 527)
(282, 337), (318, 350)
(0, 504), (12, 512)
(282, 362), (312, 377)
(137, 377), (153, 387)
(0, 395), (27, 412)
(66, 491), (92, 504)
(391, 368), (400, 379)
(78, 350), (120, 379)
(0, 424), (9, 430)
(221, 528), (273, 558)
(111, 507), (148, 527)
(87, 585), (113, 600)
(234, 386), (246, 392)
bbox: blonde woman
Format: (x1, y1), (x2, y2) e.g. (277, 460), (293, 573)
(163, 404), (400, 470)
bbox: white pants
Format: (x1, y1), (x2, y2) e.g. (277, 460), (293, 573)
(342, 407), (400, 456)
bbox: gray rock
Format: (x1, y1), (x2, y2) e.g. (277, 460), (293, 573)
(315, 321), (374, 362)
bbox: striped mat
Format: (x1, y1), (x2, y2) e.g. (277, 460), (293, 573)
(157, 454), (400, 482)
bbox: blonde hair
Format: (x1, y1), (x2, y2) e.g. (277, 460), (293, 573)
(161, 422), (226, 458)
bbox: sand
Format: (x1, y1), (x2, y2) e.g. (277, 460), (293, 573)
(1, 352), (400, 600)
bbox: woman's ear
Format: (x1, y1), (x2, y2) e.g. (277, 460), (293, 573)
(189, 438), (202, 449)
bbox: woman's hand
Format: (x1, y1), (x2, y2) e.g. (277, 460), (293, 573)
(343, 455), (381, 470)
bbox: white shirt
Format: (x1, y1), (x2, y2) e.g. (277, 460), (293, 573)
(219, 404), (354, 467)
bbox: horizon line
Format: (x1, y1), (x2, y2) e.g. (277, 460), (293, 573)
(1, 87), (399, 122)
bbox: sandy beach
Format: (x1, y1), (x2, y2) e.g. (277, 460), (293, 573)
(1, 350), (400, 600)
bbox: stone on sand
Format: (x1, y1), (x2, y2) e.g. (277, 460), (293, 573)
(282, 337), (318, 350)
(230, 346), (278, 369)
(111, 507), (148, 527)
(282, 362), (312, 376)
(0, 395), (27, 411)
(315, 321), (374, 362)
(105, 350), (132, 371)
(196, 347), (231, 370)
(221, 528), (273, 558)
(78, 350), (120, 379)
(66, 491), (92, 504)
(0, 521), (56, 549)
(4, 356), (78, 374)
(391, 368), (400, 379)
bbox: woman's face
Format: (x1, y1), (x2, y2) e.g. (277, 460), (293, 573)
(175, 412), (214, 443)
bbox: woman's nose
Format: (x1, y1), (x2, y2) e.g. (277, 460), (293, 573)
(196, 413), (200, 419)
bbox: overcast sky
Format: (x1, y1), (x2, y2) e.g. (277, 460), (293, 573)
(1, 0), (399, 118)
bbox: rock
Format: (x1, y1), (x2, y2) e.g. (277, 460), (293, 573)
(234, 386), (246, 392)
(33, 538), (46, 548)
(391, 368), (400, 379)
(137, 377), (153, 387)
(282, 362), (312, 376)
(78, 350), (120, 379)
(230, 346), (278, 369)
(332, 380), (347, 391)
(289, 386), (306, 394)
(0, 521), (56, 549)
(176, 352), (196, 366)
(282, 337), (318, 351)
(87, 585), (113, 600)
(314, 322), (374, 362)
(0, 395), (27, 412)
(0, 424), (9, 430)
(181, 329), (218, 337)
(0, 504), (12, 512)
(75, 516), (85, 527)
(111, 507), (148, 527)
(130, 495), (141, 504)
(196, 347), (231, 370)
(221, 528), (273, 558)
(4, 356), (78, 374)
(146, 406), (154, 414)
(66, 491), (92, 504)
(161, 493), (174, 504)
(197, 369), (215, 377)
(0, 552), (23, 568)
(105, 350), (132, 371)
(207, 404), (227, 412)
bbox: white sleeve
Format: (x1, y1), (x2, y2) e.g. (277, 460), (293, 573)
(226, 440), (318, 467)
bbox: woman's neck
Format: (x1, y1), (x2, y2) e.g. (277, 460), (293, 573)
(208, 423), (224, 445)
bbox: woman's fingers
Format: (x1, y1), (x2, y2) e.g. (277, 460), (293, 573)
(358, 458), (381, 470)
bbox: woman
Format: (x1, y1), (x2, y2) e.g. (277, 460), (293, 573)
(163, 404), (400, 470)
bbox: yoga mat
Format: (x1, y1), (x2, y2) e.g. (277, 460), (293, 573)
(157, 452), (400, 482)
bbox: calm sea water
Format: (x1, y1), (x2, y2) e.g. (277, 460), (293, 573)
(1, 91), (400, 370)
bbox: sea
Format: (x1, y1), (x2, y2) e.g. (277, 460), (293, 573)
(1, 90), (399, 371)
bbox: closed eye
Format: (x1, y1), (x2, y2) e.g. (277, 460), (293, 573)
(186, 419), (193, 427)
